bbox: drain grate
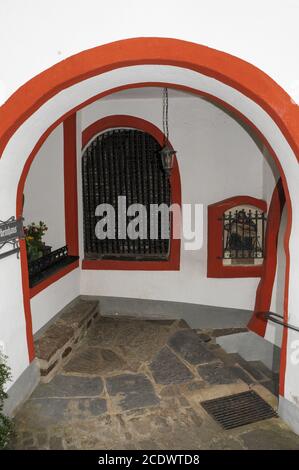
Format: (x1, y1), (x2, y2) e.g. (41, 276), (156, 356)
(201, 390), (278, 430)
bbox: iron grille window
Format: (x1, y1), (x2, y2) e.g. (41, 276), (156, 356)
(221, 208), (266, 263)
(82, 129), (171, 260)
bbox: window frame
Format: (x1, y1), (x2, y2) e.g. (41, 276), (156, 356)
(81, 115), (181, 271)
(207, 195), (267, 278)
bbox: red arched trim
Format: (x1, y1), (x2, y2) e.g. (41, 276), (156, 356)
(81, 115), (181, 271)
(82, 115), (173, 149)
(19, 239), (35, 362)
(248, 179), (286, 336)
(207, 196), (267, 278)
(1, 38), (299, 164)
(64, 114), (79, 256)
(7, 37), (292, 395)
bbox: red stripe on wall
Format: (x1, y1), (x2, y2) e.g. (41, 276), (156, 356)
(248, 178), (286, 337)
(19, 240), (35, 362)
(64, 114), (79, 256)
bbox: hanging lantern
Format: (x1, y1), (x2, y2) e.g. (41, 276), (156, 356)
(160, 145), (176, 175)
(160, 88), (177, 176)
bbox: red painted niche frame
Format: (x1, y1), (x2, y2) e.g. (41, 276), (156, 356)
(4, 38), (293, 394)
(207, 196), (267, 278)
(248, 178), (286, 336)
(81, 115), (181, 271)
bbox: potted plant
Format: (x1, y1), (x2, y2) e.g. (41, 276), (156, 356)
(0, 354), (13, 449)
(24, 221), (48, 262)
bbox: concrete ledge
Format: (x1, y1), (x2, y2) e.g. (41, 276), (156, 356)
(216, 331), (281, 372)
(35, 298), (99, 382)
(3, 359), (40, 417)
(82, 295), (252, 330)
(279, 395), (299, 436)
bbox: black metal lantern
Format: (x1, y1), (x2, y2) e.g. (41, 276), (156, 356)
(161, 88), (177, 176)
(160, 145), (176, 175)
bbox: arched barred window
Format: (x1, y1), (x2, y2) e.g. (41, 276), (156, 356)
(82, 129), (171, 261)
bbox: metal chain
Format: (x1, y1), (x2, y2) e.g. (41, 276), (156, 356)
(162, 87), (169, 144)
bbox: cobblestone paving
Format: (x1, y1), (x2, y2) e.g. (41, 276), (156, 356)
(9, 316), (299, 450)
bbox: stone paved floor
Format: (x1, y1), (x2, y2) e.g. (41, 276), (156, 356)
(10, 316), (299, 450)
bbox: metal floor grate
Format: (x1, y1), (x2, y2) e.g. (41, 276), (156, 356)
(201, 390), (278, 430)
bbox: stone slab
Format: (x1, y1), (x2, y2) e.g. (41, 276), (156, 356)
(210, 328), (248, 337)
(31, 375), (104, 398)
(77, 398), (107, 417)
(229, 365), (254, 385)
(63, 347), (126, 375)
(197, 362), (238, 385)
(241, 427), (299, 450)
(150, 346), (193, 385)
(106, 373), (159, 412)
(230, 354), (267, 381)
(16, 396), (107, 427)
(17, 398), (70, 426)
(35, 322), (74, 362)
(59, 300), (98, 328)
(168, 329), (216, 365)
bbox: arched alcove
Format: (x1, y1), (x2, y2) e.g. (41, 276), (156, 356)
(0, 38), (298, 412)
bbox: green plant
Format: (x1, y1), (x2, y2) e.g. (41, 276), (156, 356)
(0, 354), (13, 449)
(24, 221), (48, 262)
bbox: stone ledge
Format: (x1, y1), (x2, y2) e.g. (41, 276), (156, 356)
(35, 299), (99, 383)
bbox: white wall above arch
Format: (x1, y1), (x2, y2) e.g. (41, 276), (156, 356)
(1, 1), (299, 102)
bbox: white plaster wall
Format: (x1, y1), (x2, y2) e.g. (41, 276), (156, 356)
(0, 1), (299, 104)
(0, 253), (29, 384)
(22, 123), (77, 336)
(30, 268), (80, 334)
(23, 124), (65, 250)
(79, 89), (265, 310)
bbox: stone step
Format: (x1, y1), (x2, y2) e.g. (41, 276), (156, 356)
(35, 298), (99, 382)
